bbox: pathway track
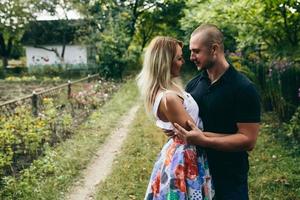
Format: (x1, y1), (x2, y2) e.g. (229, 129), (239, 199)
(66, 104), (140, 200)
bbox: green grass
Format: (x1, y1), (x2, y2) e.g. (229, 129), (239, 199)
(95, 111), (300, 200)
(0, 79), (139, 200)
(249, 114), (300, 200)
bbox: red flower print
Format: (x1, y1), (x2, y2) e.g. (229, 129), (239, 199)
(164, 142), (176, 166)
(184, 150), (198, 180)
(151, 172), (161, 196)
(174, 165), (187, 192)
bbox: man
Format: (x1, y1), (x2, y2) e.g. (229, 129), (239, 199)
(174, 24), (261, 199)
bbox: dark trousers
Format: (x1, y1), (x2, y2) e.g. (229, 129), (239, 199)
(213, 177), (249, 200)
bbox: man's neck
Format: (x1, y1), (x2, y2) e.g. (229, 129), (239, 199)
(207, 60), (229, 83)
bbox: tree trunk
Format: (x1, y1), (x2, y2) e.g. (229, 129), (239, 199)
(2, 57), (8, 69)
(0, 35), (13, 69)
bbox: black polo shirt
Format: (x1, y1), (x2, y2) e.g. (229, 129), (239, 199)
(186, 65), (261, 182)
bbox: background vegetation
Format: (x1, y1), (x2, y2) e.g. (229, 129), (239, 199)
(0, 0), (299, 199)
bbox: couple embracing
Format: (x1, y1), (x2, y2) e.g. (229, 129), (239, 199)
(137, 24), (261, 200)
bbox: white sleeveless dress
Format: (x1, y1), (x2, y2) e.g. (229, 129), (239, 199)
(144, 91), (214, 200)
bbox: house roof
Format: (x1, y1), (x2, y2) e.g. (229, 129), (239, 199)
(21, 20), (88, 46)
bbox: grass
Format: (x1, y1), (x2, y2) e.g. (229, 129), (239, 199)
(95, 110), (300, 200)
(95, 107), (167, 200)
(0, 79), (139, 200)
(248, 114), (300, 200)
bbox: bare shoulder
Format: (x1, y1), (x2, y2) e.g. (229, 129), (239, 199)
(161, 92), (183, 108)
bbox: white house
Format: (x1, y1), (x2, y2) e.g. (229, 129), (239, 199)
(21, 20), (94, 67)
(25, 45), (88, 66)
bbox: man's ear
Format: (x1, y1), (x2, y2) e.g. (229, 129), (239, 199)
(212, 43), (219, 56)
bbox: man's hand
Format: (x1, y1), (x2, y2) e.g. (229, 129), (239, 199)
(174, 120), (208, 146)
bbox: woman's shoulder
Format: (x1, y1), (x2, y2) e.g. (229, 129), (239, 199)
(153, 89), (183, 112)
(158, 90), (184, 109)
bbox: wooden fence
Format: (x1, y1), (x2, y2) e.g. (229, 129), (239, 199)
(0, 74), (100, 117)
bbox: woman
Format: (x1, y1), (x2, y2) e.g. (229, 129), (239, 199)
(137, 36), (214, 200)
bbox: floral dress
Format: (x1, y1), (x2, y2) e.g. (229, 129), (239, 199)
(144, 91), (214, 200)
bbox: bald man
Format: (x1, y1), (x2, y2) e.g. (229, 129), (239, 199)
(174, 24), (261, 199)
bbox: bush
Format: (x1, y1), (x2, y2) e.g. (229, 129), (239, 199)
(28, 64), (101, 78)
(28, 64), (64, 77)
(0, 98), (72, 179)
(283, 106), (300, 144)
(235, 51), (300, 121)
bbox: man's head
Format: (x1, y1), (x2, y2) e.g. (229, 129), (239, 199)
(189, 24), (224, 70)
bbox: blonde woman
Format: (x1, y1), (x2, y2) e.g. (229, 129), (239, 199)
(137, 36), (214, 200)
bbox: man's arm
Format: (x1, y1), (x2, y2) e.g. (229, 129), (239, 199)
(174, 121), (259, 152)
(203, 123), (260, 151)
(203, 132), (228, 137)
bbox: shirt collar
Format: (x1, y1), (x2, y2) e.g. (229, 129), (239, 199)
(199, 64), (235, 83)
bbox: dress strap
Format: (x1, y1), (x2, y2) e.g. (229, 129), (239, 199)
(152, 92), (164, 118)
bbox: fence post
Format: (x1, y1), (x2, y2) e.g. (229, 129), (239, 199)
(32, 91), (38, 117)
(68, 80), (72, 99)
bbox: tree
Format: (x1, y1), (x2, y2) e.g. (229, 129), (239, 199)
(181, 0), (300, 59)
(134, 0), (186, 50)
(181, 0), (300, 121)
(21, 19), (86, 61)
(0, 0), (36, 68)
(79, 0), (187, 79)
(30, 0), (84, 64)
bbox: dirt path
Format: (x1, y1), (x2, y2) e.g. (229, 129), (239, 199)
(66, 104), (140, 200)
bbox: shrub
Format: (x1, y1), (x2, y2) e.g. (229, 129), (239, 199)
(283, 106), (300, 143)
(0, 98), (72, 178)
(236, 51), (300, 121)
(28, 64), (64, 77)
(28, 64), (101, 78)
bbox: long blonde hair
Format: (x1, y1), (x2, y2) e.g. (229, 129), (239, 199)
(136, 36), (183, 114)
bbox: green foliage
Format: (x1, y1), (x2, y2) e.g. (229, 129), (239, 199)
(249, 113), (300, 199)
(5, 76), (37, 82)
(85, 0), (187, 79)
(283, 106), (300, 143)
(28, 65), (64, 77)
(0, 79), (138, 200)
(0, 98), (73, 180)
(231, 50), (300, 121)
(264, 65), (300, 121)
(70, 80), (120, 108)
(28, 64), (100, 78)
(21, 20), (86, 46)
(0, 0), (50, 68)
(134, 0), (186, 49)
(184, 0), (300, 56)
(4, 75), (61, 82)
(97, 32), (128, 79)
(227, 53), (256, 81)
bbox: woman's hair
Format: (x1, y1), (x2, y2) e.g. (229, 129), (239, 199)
(136, 36), (183, 114)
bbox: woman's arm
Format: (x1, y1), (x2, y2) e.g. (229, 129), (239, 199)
(158, 92), (196, 131)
